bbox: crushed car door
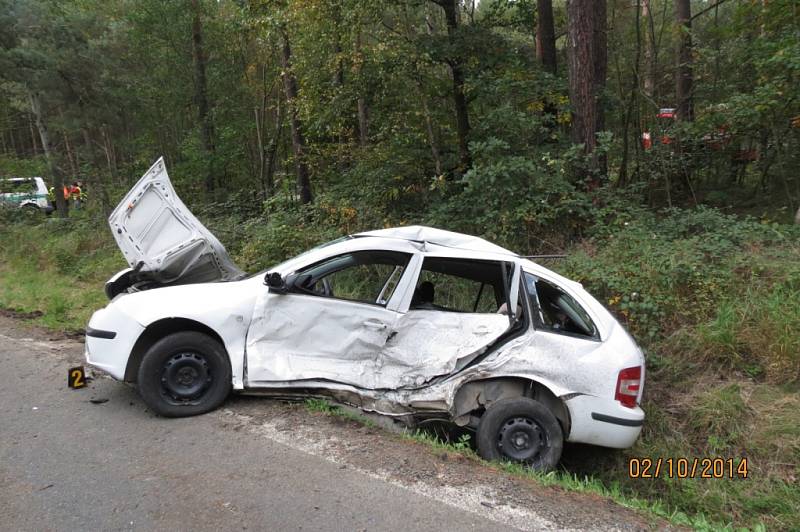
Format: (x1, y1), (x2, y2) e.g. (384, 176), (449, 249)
(245, 250), (414, 389)
(374, 257), (521, 388)
(107, 157), (244, 285)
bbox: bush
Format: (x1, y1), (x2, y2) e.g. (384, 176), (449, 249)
(560, 206), (800, 345)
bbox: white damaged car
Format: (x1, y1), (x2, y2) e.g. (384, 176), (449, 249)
(86, 157), (645, 470)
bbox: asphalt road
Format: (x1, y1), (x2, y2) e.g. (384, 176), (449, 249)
(0, 318), (663, 531)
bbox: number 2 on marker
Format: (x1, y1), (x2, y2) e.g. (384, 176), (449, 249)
(68, 366), (86, 389)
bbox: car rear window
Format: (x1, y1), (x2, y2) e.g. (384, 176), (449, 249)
(524, 272), (598, 339)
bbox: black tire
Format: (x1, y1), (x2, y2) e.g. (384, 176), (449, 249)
(22, 204), (40, 216)
(476, 397), (563, 471)
(137, 331), (231, 417)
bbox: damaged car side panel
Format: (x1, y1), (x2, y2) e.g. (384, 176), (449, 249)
(379, 310), (510, 388)
(241, 314), (643, 449)
(245, 292), (403, 388)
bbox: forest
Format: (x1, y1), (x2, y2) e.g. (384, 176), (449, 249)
(1, 0), (799, 529)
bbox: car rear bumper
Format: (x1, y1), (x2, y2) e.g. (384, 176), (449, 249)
(564, 394), (644, 449)
(85, 306), (144, 381)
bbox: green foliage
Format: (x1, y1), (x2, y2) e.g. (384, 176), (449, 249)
(0, 155), (49, 177)
(561, 206), (800, 343)
(231, 197), (343, 272)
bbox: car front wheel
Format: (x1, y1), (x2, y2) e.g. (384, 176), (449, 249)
(137, 331), (231, 417)
(476, 397), (563, 471)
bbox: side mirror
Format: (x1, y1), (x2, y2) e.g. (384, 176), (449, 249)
(264, 271), (288, 294)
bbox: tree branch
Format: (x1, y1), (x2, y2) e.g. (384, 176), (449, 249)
(691, 0), (732, 22)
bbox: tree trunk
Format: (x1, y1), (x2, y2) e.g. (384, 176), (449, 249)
(566, 0), (608, 182)
(417, 81), (443, 176)
(795, 205), (800, 225)
(675, 0), (693, 121)
(619, 0), (643, 186)
(642, 0), (656, 99)
(63, 131), (78, 177)
(190, 0), (216, 191)
(81, 127), (111, 216)
(264, 97), (283, 198)
(10, 128), (19, 157)
(254, 106), (264, 194)
(280, 29), (313, 205)
(355, 30), (369, 147)
(357, 97), (369, 148)
(28, 90), (67, 217)
(100, 125), (118, 185)
(593, 0), (607, 135)
(28, 113), (39, 156)
(438, 0), (471, 173)
(536, 0), (557, 75)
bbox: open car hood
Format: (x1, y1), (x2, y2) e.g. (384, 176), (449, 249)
(108, 157), (244, 285)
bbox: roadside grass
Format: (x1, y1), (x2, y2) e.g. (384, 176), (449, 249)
(0, 215), (121, 331)
(303, 398), (724, 530)
(303, 397), (378, 428)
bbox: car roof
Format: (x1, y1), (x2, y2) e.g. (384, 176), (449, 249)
(354, 225), (516, 256)
(351, 226), (583, 291)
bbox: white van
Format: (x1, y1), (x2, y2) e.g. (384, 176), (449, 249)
(0, 177), (53, 213)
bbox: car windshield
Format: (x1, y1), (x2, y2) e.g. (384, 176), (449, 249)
(253, 235), (353, 277)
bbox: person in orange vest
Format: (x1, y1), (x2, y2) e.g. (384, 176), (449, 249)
(69, 182), (82, 209)
(48, 185), (70, 208)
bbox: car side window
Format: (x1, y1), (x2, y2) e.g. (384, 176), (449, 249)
(293, 250), (410, 306)
(0, 180), (32, 194)
(524, 272), (598, 339)
(410, 257), (507, 313)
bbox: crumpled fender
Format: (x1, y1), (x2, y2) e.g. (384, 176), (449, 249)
(111, 277), (261, 388)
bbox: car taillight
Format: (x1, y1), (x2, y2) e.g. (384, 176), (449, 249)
(615, 366), (641, 408)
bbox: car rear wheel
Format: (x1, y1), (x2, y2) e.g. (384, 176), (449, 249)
(476, 397), (563, 471)
(137, 331), (231, 417)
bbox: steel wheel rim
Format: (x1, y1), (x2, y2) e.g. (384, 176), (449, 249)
(160, 351), (212, 403)
(497, 416), (545, 462)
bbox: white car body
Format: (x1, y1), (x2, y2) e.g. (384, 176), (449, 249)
(86, 158), (645, 451)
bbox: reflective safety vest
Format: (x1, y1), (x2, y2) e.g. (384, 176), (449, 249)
(48, 186), (69, 200)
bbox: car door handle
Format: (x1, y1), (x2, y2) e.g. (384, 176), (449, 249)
(363, 319), (387, 330)
(473, 325), (490, 335)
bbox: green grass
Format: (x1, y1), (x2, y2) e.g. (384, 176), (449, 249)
(401, 428), (476, 454)
(0, 214), (122, 330)
(304, 397), (337, 414)
(0, 262), (110, 330)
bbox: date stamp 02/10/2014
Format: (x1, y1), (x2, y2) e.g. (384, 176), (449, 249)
(628, 457), (749, 479)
